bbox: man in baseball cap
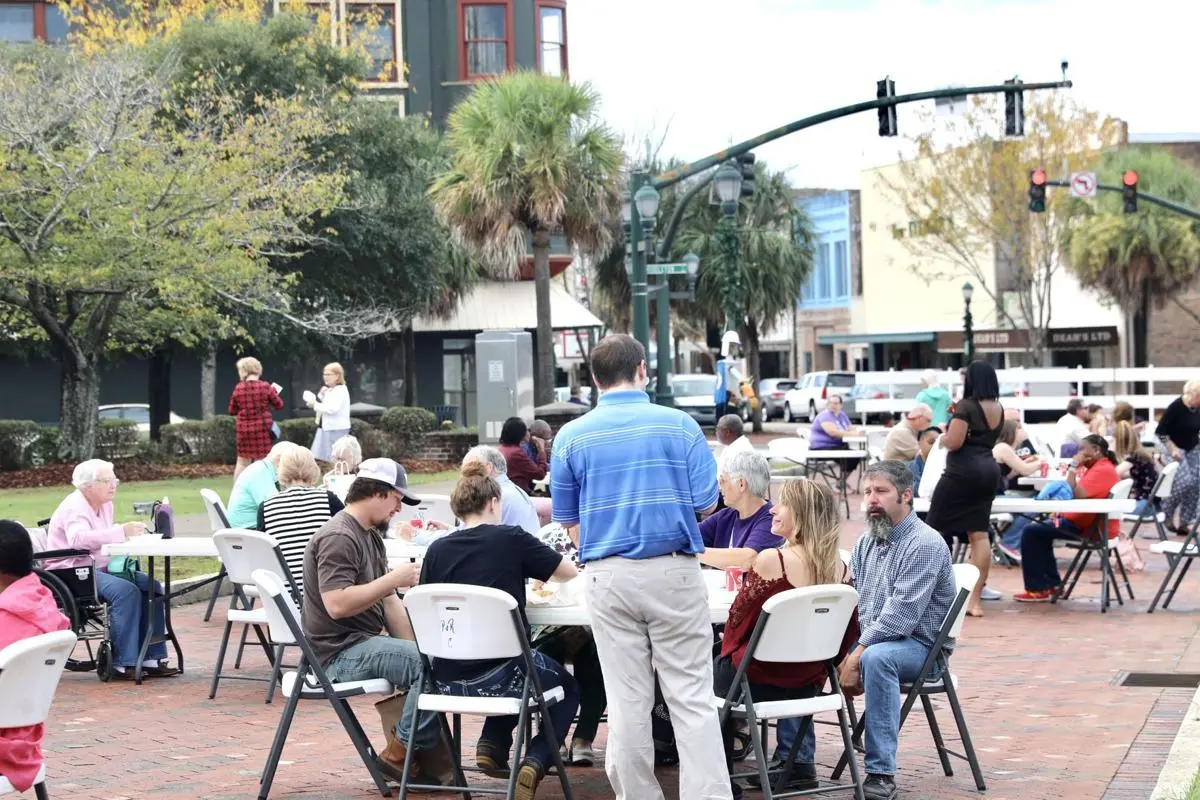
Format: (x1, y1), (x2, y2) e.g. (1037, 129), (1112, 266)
(301, 457), (453, 786)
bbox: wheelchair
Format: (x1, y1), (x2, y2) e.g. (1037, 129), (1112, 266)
(26, 521), (117, 682)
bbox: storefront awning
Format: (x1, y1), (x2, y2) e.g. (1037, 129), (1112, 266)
(817, 331), (937, 345)
(413, 281), (603, 333)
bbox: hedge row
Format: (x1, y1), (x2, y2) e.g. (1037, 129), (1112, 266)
(0, 407), (440, 470)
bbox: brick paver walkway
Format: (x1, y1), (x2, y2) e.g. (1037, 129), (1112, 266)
(40, 497), (1200, 800)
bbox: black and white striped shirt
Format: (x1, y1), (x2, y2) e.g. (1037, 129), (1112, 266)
(258, 486), (343, 590)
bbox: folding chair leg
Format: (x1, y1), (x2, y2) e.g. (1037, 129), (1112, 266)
(774, 716), (812, 797)
(920, 694), (953, 777)
(328, 697), (390, 797)
(34, 783), (48, 800)
(1149, 554), (1181, 613)
(208, 620), (234, 700)
(741, 701), (773, 800)
(435, 712), (471, 800)
(1165, 557), (1195, 610)
(203, 565), (226, 622)
(264, 644), (285, 705)
(831, 711), (865, 780)
(505, 708), (531, 800)
(1060, 550), (1092, 601)
(836, 705), (866, 800)
(944, 671), (987, 791)
(258, 681), (300, 799)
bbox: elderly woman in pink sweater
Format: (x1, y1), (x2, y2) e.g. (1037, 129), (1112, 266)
(0, 520), (70, 793)
(43, 460), (177, 680)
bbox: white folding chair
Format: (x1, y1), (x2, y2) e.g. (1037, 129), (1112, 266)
(1055, 478), (1134, 609)
(201, 488), (234, 623)
(210, 530), (298, 703)
(0, 630), (78, 799)
(1148, 517), (1200, 613)
(834, 565), (985, 792)
(715, 584), (864, 800)
(250, 569), (394, 799)
(399, 584), (573, 800)
(1126, 461), (1178, 541)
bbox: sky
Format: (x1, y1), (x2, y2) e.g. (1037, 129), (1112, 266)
(567, 0), (1200, 190)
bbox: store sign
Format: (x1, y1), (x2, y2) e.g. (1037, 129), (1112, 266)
(1047, 326), (1118, 348)
(937, 325), (1119, 353)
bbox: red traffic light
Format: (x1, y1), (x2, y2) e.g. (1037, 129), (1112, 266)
(1123, 170), (1139, 187)
(1031, 168), (1047, 186)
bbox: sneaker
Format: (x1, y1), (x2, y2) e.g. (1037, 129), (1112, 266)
(476, 740), (510, 778)
(1013, 589), (1054, 603)
(863, 772), (897, 800)
(746, 759), (818, 791)
(569, 740), (598, 767)
(514, 759), (545, 800)
(981, 586), (1003, 601)
(998, 542), (1022, 563)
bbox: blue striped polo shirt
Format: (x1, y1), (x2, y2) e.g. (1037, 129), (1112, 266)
(550, 389), (720, 563)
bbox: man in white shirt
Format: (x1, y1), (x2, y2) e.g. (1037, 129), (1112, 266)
(715, 414), (755, 474)
(1056, 399), (1092, 449)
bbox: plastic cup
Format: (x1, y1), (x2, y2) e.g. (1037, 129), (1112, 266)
(1040, 462), (1049, 478)
(724, 567), (745, 592)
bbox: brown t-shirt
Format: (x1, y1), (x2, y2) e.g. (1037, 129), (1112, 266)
(302, 510), (389, 667)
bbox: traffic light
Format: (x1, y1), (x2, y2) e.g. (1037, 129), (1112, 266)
(1029, 168), (1047, 213)
(736, 152), (756, 198)
(1004, 77), (1024, 137)
(1123, 170), (1139, 213)
(877, 77), (897, 137)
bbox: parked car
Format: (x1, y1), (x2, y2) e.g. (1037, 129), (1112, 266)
(98, 404), (187, 438)
(843, 384), (905, 425)
(753, 378), (798, 421)
(782, 371), (856, 423)
(671, 374), (720, 427)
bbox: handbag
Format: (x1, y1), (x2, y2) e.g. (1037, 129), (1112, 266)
(107, 555), (139, 583)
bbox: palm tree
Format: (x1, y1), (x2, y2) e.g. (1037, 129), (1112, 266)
(1065, 147), (1200, 366)
(431, 72), (624, 405)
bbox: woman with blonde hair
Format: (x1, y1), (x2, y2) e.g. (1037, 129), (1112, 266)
(1113, 420), (1158, 518)
(305, 362), (351, 463)
(228, 356), (284, 479)
(258, 445), (344, 588)
(714, 479), (859, 795)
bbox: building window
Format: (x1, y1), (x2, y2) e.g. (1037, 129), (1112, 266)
(346, 3), (398, 82)
(0, 4), (35, 42)
(44, 2), (67, 42)
(800, 237), (851, 309)
(461, 2), (510, 78)
(0, 2), (71, 43)
(537, 2), (565, 77)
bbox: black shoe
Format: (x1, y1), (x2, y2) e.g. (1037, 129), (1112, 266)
(475, 740), (511, 778)
(745, 759), (818, 791)
(863, 772), (897, 800)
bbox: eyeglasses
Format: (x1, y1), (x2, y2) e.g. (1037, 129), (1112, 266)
(93, 478), (120, 487)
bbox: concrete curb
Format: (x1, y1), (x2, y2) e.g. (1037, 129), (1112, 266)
(1150, 684), (1200, 799)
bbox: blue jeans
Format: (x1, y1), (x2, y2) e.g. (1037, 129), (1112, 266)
(860, 638), (932, 776)
(436, 650), (579, 770)
(326, 636), (442, 752)
(96, 569), (166, 667)
(774, 716), (816, 766)
(1001, 514), (1034, 550)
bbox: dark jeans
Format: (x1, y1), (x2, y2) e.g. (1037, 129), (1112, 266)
(1020, 519), (1083, 591)
(436, 650), (579, 770)
(536, 628), (607, 742)
(713, 655), (816, 786)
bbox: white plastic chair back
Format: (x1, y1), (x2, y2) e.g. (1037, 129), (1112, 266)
(250, 569), (301, 645)
(1109, 478), (1133, 501)
(867, 446), (884, 464)
(947, 563), (981, 639)
(201, 488), (232, 533)
(1157, 461), (1180, 499)
(213, 529), (287, 587)
(768, 437), (810, 463)
(839, 548), (852, 567)
(396, 494), (455, 526)
(404, 584), (523, 662)
(25, 526), (50, 554)
(0, 630), (77, 728)
(751, 584), (859, 664)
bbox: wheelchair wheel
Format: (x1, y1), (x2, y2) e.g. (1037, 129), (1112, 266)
(96, 641), (114, 682)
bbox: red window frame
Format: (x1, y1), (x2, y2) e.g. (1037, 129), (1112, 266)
(345, 1), (399, 83)
(535, 0), (566, 78)
(0, 1), (47, 41)
(458, 1), (513, 80)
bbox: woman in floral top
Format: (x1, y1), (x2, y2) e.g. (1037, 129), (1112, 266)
(1114, 421), (1159, 517)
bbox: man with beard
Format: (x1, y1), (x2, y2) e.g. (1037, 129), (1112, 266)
(838, 460), (956, 800)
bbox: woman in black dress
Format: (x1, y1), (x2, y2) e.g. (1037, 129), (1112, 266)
(926, 361), (1004, 617)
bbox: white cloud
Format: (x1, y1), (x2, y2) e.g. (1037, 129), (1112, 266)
(569, 0), (1200, 189)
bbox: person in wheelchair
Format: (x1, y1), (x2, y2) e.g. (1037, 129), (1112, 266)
(43, 460), (178, 679)
(0, 519), (71, 793)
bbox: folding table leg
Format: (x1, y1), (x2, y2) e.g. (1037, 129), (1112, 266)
(203, 565), (227, 622)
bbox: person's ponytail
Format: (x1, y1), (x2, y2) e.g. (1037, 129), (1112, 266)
(1083, 434), (1119, 466)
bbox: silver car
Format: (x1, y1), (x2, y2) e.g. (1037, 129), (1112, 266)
(671, 374), (720, 427)
(753, 378), (798, 421)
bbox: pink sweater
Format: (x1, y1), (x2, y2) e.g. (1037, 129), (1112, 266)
(0, 573), (71, 792)
(44, 490), (126, 570)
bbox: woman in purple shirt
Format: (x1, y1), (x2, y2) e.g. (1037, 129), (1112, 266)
(698, 451), (784, 569)
(808, 394), (859, 450)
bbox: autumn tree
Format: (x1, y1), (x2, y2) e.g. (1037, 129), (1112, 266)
(881, 92), (1119, 364)
(0, 45), (344, 459)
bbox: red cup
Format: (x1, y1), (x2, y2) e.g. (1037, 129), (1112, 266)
(409, 518), (424, 529)
(725, 567), (745, 592)
(1040, 462), (1049, 478)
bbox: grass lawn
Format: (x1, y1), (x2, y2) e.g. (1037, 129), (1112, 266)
(0, 470), (459, 525)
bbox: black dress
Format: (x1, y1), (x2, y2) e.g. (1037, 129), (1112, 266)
(926, 398), (1004, 534)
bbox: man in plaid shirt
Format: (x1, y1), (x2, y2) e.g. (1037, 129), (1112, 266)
(842, 460), (956, 800)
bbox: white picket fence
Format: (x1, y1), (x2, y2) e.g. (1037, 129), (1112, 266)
(852, 366), (1196, 417)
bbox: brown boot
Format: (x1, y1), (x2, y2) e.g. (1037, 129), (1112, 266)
(414, 739), (458, 787)
(375, 737), (418, 784)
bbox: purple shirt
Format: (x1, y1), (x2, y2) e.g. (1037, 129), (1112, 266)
(810, 409), (851, 449)
(699, 503), (782, 552)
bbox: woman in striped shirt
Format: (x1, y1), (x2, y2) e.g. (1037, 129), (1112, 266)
(257, 446), (343, 590)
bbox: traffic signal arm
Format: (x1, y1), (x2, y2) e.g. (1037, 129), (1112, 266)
(1041, 179), (1200, 221)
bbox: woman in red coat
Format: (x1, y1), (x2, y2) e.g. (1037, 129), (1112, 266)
(228, 357), (284, 479)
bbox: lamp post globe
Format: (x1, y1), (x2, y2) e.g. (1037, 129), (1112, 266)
(683, 252), (700, 277)
(620, 200), (632, 225)
(714, 162), (742, 206)
(634, 184), (660, 222)
(962, 281), (974, 303)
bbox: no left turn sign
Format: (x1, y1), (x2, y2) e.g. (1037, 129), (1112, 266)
(1070, 172), (1098, 198)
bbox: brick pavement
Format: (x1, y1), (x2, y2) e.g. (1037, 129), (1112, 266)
(40, 498), (1200, 800)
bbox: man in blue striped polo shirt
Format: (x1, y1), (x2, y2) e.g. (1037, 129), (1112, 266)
(552, 334), (730, 800)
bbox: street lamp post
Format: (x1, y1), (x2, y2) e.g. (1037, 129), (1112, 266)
(628, 171), (652, 355)
(962, 281), (975, 363)
(713, 162), (744, 334)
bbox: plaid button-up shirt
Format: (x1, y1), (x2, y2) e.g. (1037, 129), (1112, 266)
(850, 510), (956, 650)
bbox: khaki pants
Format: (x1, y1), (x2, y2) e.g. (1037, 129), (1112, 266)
(584, 554), (731, 800)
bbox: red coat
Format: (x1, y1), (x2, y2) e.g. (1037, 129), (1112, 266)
(228, 379), (283, 460)
(499, 443), (547, 493)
